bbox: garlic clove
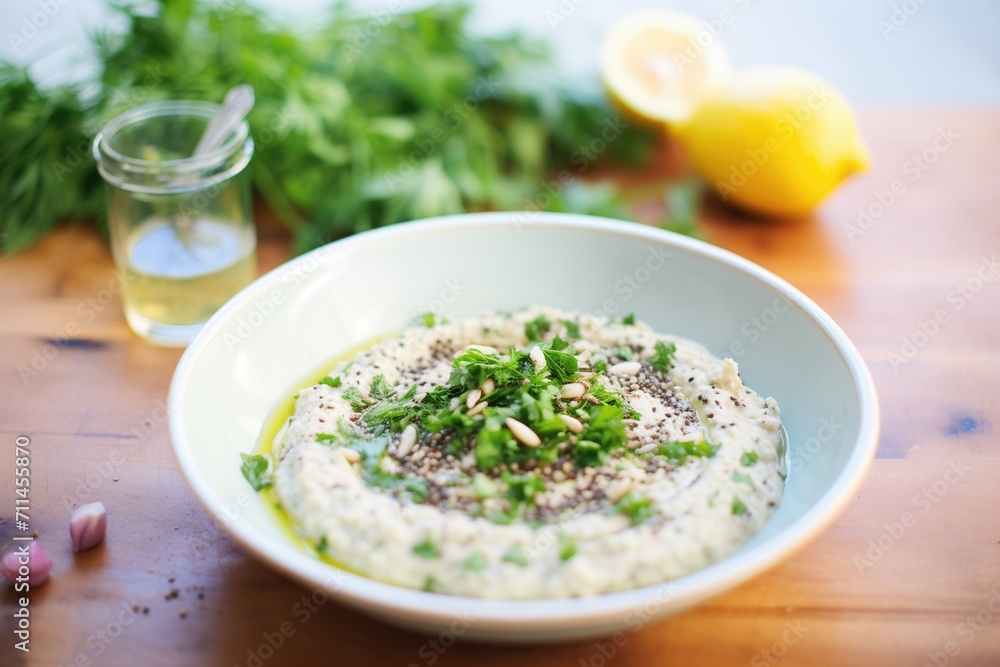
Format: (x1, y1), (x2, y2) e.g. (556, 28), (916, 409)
(2, 541), (52, 587)
(70, 502), (108, 553)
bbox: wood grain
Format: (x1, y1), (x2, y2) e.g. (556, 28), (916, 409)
(1, 108), (999, 667)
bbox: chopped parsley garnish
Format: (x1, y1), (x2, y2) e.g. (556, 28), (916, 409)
(319, 375), (342, 388)
(363, 385), (419, 432)
(617, 346), (633, 361)
(369, 374), (396, 401)
(421, 312), (437, 328)
(732, 497), (748, 516)
(560, 319), (581, 339)
(539, 336), (580, 384)
(592, 358), (607, 374)
(316, 420), (356, 445)
(239, 453), (272, 491)
(657, 439), (718, 466)
(318, 427), (428, 502)
(614, 490), (655, 526)
(448, 347), (533, 389)
(558, 533), (577, 561)
(650, 341), (677, 374)
(732, 470), (755, 489)
(741, 451), (759, 466)
(364, 470), (429, 503)
(524, 314), (552, 342)
(346, 434), (391, 469)
(502, 544), (529, 567)
(472, 473), (498, 499)
(412, 536), (440, 559)
(474, 417), (515, 471)
(315, 536), (328, 553)
(586, 378), (640, 419)
(463, 552), (488, 572)
(502, 471), (545, 506)
(574, 405), (627, 468)
(342, 386), (371, 412)
(621, 313), (636, 325)
(422, 577), (435, 592)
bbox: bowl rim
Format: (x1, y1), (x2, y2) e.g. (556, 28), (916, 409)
(169, 211), (880, 627)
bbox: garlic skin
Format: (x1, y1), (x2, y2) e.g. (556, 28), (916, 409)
(1, 541), (52, 586)
(70, 502), (108, 553)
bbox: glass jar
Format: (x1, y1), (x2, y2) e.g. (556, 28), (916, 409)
(93, 100), (257, 347)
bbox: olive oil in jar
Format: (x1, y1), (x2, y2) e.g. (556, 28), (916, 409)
(120, 217), (256, 342)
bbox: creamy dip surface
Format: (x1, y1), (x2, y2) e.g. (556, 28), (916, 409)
(264, 308), (785, 599)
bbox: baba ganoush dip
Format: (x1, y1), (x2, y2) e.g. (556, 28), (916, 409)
(255, 308), (785, 599)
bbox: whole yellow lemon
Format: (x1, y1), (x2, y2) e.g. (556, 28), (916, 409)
(678, 66), (870, 218)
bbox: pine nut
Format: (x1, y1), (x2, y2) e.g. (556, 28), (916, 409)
(466, 388), (482, 409)
(505, 417), (541, 447)
(397, 424), (417, 457)
(558, 414), (584, 434)
(529, 346), (546, 370)
(609, 361), (641, 376)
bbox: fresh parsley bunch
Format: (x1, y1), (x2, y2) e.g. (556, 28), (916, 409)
(1, 0), (657, 255)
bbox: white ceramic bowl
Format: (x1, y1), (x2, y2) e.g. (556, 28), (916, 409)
(169, 213), (879, 643)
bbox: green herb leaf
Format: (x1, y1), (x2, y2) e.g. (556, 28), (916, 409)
(346, 434), (390, 470)
(320, 376), (342, 388)
(413, 536), (440, 559)
(658, 439), (719, 466)
(741, 451), (759, 466)
(472, 473), (498, 499)
(369, 374), (396, 401)
(448, 348), (533, 390)
(558, 532), (577, 561)
(560, 319), (581, 339)
(363, 385), (419, 431)
(475, 417), (513, 471)
(315, 536), (328, 553)
(540, 338), (580, 384)
(463, 552), (487, 572)
(342, 386), (372, 412)
(613, 490), (655, 526)
(650, 341), (677, 374)
(502, 544), (529, 567)
(621, 314), (636, 325)
(732, 470), (755, 489)
(363, 470), (429, 503)
(502, 471), (546, 506)
(239, 453), (272, 491)
(732, 497), (748, 516)
(524, 315), (552, 342)
(574, 405), (627, 468)
(586, 378), (639, 420)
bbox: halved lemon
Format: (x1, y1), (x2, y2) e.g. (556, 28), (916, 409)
(600, 11), (732, 127)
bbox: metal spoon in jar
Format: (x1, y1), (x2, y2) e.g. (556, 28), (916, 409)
(174, 84), (255, 245)
(193, 84), (255, 156)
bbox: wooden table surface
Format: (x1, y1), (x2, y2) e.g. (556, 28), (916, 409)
(2, 108), (999, 666)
